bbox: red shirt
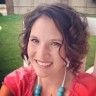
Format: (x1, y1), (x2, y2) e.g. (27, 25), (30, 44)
(3, 67), (96, 96)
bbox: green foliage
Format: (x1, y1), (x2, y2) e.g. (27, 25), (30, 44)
(0, 15), (23, 84)
(86, 36), (96, 69)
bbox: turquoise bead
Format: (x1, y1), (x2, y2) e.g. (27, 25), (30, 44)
(34, 85), (65, 96)
(57, 92), (63, 96)
(35, 89), (41, 94)
(34, 85), (42, 96)
(57, 86), (64, 96)
(34, 95), (40, 96)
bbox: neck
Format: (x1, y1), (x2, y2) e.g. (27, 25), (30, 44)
(40, 68), (66, 96)
(39, 70), (74, 96)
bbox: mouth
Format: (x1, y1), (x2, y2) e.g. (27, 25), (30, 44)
(35, 60), (52, 68)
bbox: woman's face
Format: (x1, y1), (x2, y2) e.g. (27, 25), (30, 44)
(27, 16), (66, 77)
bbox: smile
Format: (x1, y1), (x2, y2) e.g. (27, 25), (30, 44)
(36, 60), (52, 68)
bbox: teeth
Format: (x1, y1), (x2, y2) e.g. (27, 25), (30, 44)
(37, 61), (52, 67)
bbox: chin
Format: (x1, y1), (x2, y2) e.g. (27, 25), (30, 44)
(35, 70), (50, 78)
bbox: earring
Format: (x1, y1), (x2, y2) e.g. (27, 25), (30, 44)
(65, 58), (70, 68)
(66, 60), (70, 68)
(23, 55), (31, 67)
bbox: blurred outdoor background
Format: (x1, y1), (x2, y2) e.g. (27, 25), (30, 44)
(0, 0), (96, 87)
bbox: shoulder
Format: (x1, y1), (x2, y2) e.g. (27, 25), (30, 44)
(70, 73), (96, 96)
(75, 73), (96, 84)
(3, 66), (37, 96)
(4, 66), (36, 85)
(0, 84), (13, 96)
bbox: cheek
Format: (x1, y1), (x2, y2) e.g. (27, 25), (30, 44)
(54, 49), (65, 59)
(53, 48), (66, 65)
(27, 43), (34, 57)
(59, 46), (66, 59)
(52, 51), (64, 63)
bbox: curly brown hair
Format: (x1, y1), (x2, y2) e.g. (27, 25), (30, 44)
(19, 3), (89, 74)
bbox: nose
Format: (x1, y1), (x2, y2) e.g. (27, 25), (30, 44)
(36, 44), (50, 60)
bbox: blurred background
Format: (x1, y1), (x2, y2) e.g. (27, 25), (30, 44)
(0, 0), (96, 87)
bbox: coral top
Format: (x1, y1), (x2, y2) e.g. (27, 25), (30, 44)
(3, 67), (96, 96)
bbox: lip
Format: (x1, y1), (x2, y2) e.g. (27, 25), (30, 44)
(35, 60), (52, 68)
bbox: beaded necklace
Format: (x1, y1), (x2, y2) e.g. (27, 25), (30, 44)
(34, 84), (65, 96)
(34, 68), (67, 96)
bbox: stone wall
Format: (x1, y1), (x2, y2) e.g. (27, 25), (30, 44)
(13, 0), (34, 14)
(0, 4), (7, 15)
(13, 0), (62, 14)
(68, 0), (96, 16)
(12, 0), (96, 15)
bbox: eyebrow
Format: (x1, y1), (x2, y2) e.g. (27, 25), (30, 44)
(50, 39), (63, 43)
(30, 35), (63, 42)
(30, 35), (38, 39)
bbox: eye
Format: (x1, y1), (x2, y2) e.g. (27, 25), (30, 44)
(51, 42), (62, 47)
(30, 38), (39, 44)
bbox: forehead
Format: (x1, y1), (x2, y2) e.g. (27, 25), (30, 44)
(30, 16), (63, 40)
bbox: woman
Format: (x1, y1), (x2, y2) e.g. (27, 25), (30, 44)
(0, 3), (96, 96)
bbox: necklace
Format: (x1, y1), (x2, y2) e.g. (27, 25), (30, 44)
(34, 84), (65, 96)
(33, 58), (70, 96)
(34, 68), (67, 96)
